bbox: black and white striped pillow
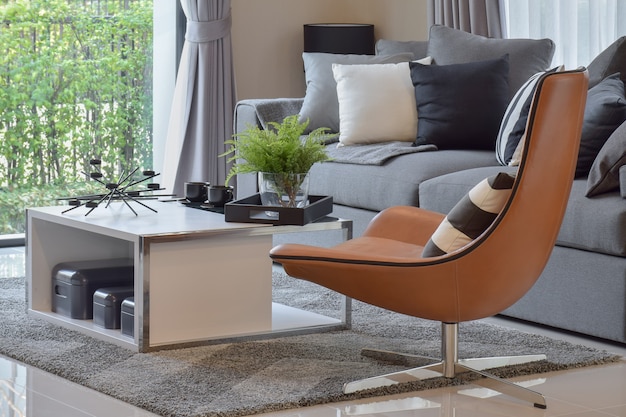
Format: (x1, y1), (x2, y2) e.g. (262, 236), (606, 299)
(496, 66), (563, 166)
(421, 173), (515, 257)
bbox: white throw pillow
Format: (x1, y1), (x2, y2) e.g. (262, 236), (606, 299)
(332, 57), (432, 146)
(299, 52), (414, 134)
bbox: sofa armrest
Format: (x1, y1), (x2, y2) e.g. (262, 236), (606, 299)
(232, 98), (304, 198)
(234, 98), (304, 134)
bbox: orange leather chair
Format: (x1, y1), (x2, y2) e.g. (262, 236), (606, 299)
(270, 69), (589, 408)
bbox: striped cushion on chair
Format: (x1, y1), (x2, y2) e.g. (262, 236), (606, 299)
(496, 66), (563, 166)
(422, 172), (515, 257)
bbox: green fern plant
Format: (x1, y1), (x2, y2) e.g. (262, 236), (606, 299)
(222, 115), (333, 185)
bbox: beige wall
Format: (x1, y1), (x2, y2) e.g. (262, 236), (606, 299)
(231, 0), (429, 100)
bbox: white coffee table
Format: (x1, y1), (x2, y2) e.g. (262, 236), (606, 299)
(26, 201), (352, 352)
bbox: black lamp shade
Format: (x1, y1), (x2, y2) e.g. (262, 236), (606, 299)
(304, 23), (375, 55)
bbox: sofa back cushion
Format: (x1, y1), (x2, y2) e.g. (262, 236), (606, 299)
(427, 25), (555, 100)
(375, 39), (429, 59)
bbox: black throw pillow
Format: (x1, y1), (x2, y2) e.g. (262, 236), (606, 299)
(576, 73), (626, 178)
(409, 55), (510, 150)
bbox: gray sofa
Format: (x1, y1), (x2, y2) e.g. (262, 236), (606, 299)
(233, 26), (626, 345)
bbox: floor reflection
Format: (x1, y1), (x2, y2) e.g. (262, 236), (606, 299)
(0, 247), (25, 279)
(0, 361), (27, 417)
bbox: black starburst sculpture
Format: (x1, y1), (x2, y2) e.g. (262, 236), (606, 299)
(59, 159), (174, 216)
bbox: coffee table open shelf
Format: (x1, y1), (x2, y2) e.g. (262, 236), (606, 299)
(26, 201), (352, 352)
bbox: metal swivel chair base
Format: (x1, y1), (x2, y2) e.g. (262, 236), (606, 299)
(344, 322), (547, 409)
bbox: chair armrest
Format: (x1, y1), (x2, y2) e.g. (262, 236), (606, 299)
(362, 206), (445, 246)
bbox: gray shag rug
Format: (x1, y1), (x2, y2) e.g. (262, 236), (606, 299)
(0, 271), (621, 417)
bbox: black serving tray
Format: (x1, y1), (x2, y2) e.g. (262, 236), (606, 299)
(224, 194), (333, 225)
(180, 201), (225, 214)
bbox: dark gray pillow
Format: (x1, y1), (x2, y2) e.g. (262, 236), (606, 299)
(426, 25), (555, 100)
(586, 119), (626, 197)
(375, 39), (429, 59)
(576, 73), (626, 178)
(409, 56), (510, 150)
(587, 36), (626, 89)
(299, 52), (413, 133)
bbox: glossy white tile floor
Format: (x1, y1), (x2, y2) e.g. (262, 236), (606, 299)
(1, 246), (625, 417)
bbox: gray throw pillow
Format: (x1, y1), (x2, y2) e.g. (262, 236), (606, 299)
(576, 73), (626, 178)
(299, 52), (413, 133)
(587, 36), (626, 89)
(586, 119), (626, 197)
(426, 25), (555, 100)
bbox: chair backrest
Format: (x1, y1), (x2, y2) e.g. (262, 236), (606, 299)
(451, 69), (588, 321)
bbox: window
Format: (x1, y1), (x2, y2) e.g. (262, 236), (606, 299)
(0, 1), (178, 245)
(503, 0), (626, 69)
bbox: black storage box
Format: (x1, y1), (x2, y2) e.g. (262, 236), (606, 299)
(51, 258), (134, 319)
(93, 286), (134, 329)
(121, 297), (135, 337)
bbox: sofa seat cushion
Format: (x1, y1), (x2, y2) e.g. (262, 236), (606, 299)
(422, 172), (516, 257)
(421, 170), (626, 257)
(558, 179), (626, 257)
(308, 150), (497, 212)
(419, 166), (518, 214)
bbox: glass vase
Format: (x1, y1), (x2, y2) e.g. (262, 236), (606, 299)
(258, 172), (310, 210)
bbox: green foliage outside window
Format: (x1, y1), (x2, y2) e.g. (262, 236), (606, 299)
(0, 0), (153, 234)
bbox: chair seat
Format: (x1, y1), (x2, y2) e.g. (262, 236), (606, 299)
(331, 237), (426, 260)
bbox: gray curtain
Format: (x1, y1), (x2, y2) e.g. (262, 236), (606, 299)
(428, 0), (504, 38)
(163, 0), (235, 197)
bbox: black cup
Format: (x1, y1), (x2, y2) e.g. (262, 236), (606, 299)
(208, 185), (234, 207)
(184, 181), (209, 202)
